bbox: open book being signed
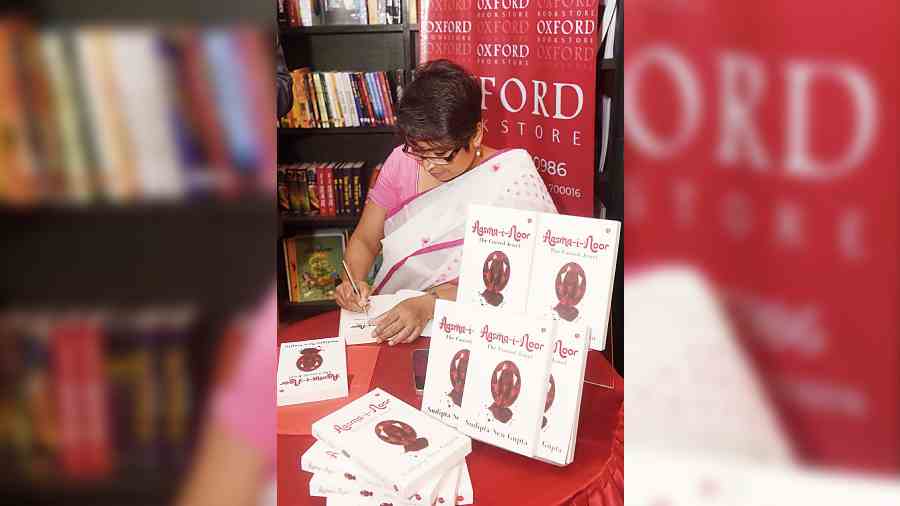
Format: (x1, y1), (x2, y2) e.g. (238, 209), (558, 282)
(339, 290), (434, 345)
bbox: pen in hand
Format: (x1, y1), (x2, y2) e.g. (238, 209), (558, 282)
(341, 260), (369, 317)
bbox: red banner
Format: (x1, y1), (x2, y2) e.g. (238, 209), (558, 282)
(627, 1), (899, 471)
(419, 0), (603, 217)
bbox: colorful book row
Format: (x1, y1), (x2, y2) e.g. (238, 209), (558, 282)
(0, 22), (273, 206)
(0, 308), (196, 482)
(278, 161), (378, 217)
(280, 69), (402, 129)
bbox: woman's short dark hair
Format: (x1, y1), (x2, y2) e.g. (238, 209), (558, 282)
(397, 59), (482, 152)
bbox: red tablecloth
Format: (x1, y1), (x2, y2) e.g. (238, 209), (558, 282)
(278, 311), (624, 506)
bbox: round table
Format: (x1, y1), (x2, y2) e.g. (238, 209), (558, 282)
(277, 311), (624, 506)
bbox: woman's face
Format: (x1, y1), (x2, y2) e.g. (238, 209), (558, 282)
(406, 124), (484, 182)
(421, 144), (477, 181)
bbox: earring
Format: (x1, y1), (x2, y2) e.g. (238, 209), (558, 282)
(476, 146), (482, 158)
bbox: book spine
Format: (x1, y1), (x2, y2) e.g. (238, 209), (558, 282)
(339, 73), (357, 127)
(346, 73), (366, 127)
(351, 164), (361, 214)
(325, 73), (344, 128)
(342, 73), (362, 127)
(354, 73), (374, 127)
(83, 321), (111, 477)
(333, 163), (343, 216)
(377, 72), (396, 125)
(287, 0), (301, 27)
(316, 163), (329, 216)
(277, 0), (290, 28)
(364, 73), (383, 126)
(409, 0), (417, 24)
(333, 163), (345, 216)
(178, 32), (236, 197)
(313, 73), (331, 128)
(330, 73), (346, 128)
(325, 72), (348, 128)
(296, 69), (314, 128)
(306, 164), (320, 215)
(305, 73), (321, 128)
(297, 0), (312, 26)
(325, 163), (337, 216)
(367, 0), (380, 25)
(373, 72), (389, 125)
(358, 0), (369, 25)
(53, 321), (80, 477)
(337, 73), (355, 128)
(342, 164), (352, 215)
(298, 163), (312, 214)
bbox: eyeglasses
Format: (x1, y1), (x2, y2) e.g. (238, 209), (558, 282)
(402, 143), (462, 166)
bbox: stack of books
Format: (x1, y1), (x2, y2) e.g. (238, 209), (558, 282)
(0, 22), (273, 205)
(417, 204), (620, 465)
(278, 0), (414, 28)
(280, 69), (402, 129)
(303, 388), (473, 505)
(278, 161), (371, 217)
(423, 300), (590, 466)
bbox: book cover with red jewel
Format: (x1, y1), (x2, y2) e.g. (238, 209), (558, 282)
(311, 388), (471, 496)
(527, 213), (621, 351)
(457, 204), (539, 312)
(458, 312), (555, 458)
(421, 300), (476, 430)
(276, 337), (348, 406)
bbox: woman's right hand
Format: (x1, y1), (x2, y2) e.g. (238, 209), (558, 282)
(335, 279), (372, 313)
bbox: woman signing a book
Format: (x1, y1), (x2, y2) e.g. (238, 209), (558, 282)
(335, 59), (557, 345)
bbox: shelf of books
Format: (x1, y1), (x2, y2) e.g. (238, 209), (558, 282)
(277, 0), (417, 323)
(280, 69), (403, 130)
(279, 126), (396, 136)
(278, 0), (417, 29)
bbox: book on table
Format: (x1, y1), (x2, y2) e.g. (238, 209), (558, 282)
(276, 337), (348, 406)
(311, 388), (471, 497)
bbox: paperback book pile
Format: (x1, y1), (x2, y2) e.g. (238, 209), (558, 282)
(276, 337), (349, 406)
(458, 204), (621, 351)
(305, 388), (473, 504)
(423, 300), (589, 465)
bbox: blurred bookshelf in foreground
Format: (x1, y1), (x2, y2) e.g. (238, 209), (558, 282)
(0, 308), (198, 498)
(0, 21), (274, 206)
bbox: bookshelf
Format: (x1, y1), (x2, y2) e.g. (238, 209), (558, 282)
(2, 2), (275, 505)
(277, 9), (421, 323)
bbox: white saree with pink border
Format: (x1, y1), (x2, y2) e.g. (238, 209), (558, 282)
(372, 148), (558, 295)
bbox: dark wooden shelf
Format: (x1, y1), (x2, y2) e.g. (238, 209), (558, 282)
(281, 213), (360, 228)
(279, 126), (397, 136)
(281, 24), (406, 35)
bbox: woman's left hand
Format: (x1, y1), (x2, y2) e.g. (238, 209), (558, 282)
(373, 295), (435, 346)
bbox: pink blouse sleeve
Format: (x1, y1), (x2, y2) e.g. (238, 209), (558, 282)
(211, 290), (277, 469)
(367, 145), (418, 211)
